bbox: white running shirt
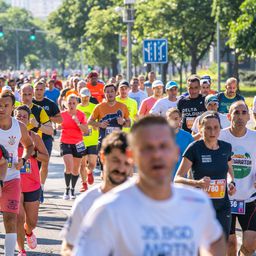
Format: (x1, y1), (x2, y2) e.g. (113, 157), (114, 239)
(150, 97), (178, 117)
(0, 117), (21, 182)
(74, 182), (222, 256)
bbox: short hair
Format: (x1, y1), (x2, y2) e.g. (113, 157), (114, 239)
(104, 83), (117, 92)
(130, 77), (139, 84)
(101, 131), (128, 155)
(187, 74), (200, 86)
(0, 91), (15, 106)
(66, 94), (78, 102)
(166, 108), (181, 118)
(14, 105), (31, 118)
(20, 83), (33, 92)
(226, 77), (237, 86)
(229, 100), (248, 114)
(34, 80), (46, 88)
(198, 111), (220, 127)
(130, 115), (175, 141)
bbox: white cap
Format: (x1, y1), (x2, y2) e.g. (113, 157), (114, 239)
(80, 87), (91, 97)
(152, 80), (164, 88)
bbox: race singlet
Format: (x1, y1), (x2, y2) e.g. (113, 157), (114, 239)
(204, 179), (226, 199)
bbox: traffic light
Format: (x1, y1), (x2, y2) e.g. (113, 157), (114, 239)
(0, 25), (4, 38)
(29, 28), (36, 41)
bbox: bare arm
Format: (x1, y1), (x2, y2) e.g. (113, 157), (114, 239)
(88, 116), (108, 129)
(31, 132), (49, 163)
(61, 240), (73, 256)
(50, 113), (63, 124)
(174, 157), (211, 189)
(39, 121), (54, 136)
(192, 132), (201, 141)
(206, 234), (226, 256)
(0, 158), (8, 181)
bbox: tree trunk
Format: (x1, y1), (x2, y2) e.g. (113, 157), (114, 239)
(111, 53), (118, 77)
(233, 51), (240, 92)
(146, 64), (152, 73)
(179, 65), (183, 95)
(191, 50), (198, 74)
(161, 62), (168, 85)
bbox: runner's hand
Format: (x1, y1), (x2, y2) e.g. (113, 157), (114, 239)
(228, 183), (236, 196)
(14, 158), (23, 170)
(30, 117), (39, 128)
(99, 121), (109, 129)
(117, 117), (125, 125)
(197, 176), (211, 189)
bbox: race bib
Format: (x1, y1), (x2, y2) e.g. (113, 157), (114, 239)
(204, 179), (226, 199)
(186, 117), (195, 129)
(20, 160), (31, 174)
(75, 141), (86, 154)
(8, 153), (13, 168)
(83, 128), (92, 137)
(105, 127), (120, 135)
(230, 200), (246, 215)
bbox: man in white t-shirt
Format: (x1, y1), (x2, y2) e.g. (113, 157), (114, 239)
(128, 77), (147, 109)
(219, 100), (256, 256)
(150, 80), (179, 116)
(74, 115), (225, 256)
(60, 131), (132, 255)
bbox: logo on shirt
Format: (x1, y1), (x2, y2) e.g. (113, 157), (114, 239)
(201, 155), (212, 163)
(8, 136), (16, 145)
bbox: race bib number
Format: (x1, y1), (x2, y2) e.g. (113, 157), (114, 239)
(8, 153), (13, 168)
(204, 179), (226, 199)
(75, 141), (86, 153)
(230, 200), (246, 215)
(105, 127), (120, 135)
(20, 160), (31, 174)
(83, 128), (92, 137)
(186, 117), (195, 129)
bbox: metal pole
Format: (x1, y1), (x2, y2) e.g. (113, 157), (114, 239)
(217, 22), (221, 92)
(118, 34), (122, 74)
(80, 36), (84, 75)
(127, 21), (132, 82)
(16, 29), (20, 70)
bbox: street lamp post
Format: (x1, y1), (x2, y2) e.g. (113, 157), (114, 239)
(123, 0), (135, 82)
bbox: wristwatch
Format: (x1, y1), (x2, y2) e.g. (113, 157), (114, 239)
(0, 180), (3, 188)
(22, 158), (27, 166)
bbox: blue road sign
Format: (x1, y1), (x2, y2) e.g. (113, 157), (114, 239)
(143, 39), (168, 64)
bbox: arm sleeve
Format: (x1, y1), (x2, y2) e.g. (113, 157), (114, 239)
(183, 142), (196, 162)
(74, 205), (115, 256)
(138, 100), (147, 115)
(51, 102), (60, 116)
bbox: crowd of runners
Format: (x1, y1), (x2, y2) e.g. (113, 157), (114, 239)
(0, 70), (255, 256)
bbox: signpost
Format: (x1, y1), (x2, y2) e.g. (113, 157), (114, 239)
(143, 39), (168, 64)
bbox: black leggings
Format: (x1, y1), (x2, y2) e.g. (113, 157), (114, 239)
(216, 206), (231, 240)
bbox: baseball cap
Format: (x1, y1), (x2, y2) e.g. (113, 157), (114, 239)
(152, 80), (164, 88)
(200, 79), (210, 85)
(205, 94), (218, 106)
(119, 80), (130, 88)
(201, 75), (211, 82)
(165, 81), (178, 90)
(2, 85), (12, 92)
(80, 88), (91, 97)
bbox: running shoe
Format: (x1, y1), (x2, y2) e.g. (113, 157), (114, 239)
(87, 173), (94, 185)
(39, 189), (44, 204)
(70, 188), (76, 199)
(26, 232), (37, 249)
(79, 182), (88, 192)
(63, 188), (70, 200)
(18, 250), (27, 256)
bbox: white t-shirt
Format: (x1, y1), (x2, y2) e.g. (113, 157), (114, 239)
(191, 113), (230, 134)
(128, 90), (147, 109)
(150, 97), (178, 117)
(60, 185), (102, 246)
(219, 128), (256, 202)
(74, 182), (222, 256)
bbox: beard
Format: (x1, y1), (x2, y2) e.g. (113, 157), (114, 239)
(108, 169), (127, 185)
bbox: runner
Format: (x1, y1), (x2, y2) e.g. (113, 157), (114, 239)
(32, 80), (62, 202)
(219, 101), (256, 255)
(86, 71), (105, 103)
(128, 77), (147, 109)
(139, 80), (163, 116)
(174, 111), (236, 239)
(138, 74), (146, 95)
(61, 131), (131, 255)
(44, 78), (60, 104)
(0, 91), (33, 256)
(74, 115), (226, 256)
(20, 84), (53, 137)
(59, 94), (88, 199)
(166, 108), (193, 179)
(177, 75), (206, 133)
(217, 77), (244, 114)
(14, 105), (49, 256)
(200, 76), (216, 96)
(150, 80), (178, 116)
(144, 71), (156, 96)
(116, 80), (137, 132)
(76, 88), (99, 192)
(191, 94), (230, 140)
(88, 83), (130, 151)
